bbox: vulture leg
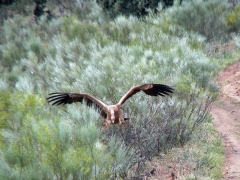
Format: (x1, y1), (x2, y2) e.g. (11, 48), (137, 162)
(104, 119), (111, 129)
(120, 118), (127, 127)
(119, 111), (127, 127)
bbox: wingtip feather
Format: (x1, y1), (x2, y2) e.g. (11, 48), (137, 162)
(46, 92), (69, 106)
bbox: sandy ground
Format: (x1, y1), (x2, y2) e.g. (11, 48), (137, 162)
(211, 61), (240, 179)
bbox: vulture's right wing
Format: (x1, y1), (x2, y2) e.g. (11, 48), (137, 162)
(46, 92), (108, 119)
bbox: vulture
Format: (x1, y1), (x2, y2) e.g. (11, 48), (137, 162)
(46, 83), (173, 128)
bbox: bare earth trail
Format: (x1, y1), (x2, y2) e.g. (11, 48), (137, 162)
(211, 61), (240, 180)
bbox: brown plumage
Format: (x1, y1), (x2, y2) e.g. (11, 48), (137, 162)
(46, 83), (173, 128)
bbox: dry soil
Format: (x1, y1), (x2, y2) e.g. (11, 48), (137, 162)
(211, 61), (240, 180)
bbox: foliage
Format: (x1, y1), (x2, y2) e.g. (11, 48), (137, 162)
(0, 0), (104, 27)
(226, 5), (240, 32)
(141, 120), (224, 179)
(0, 0), (35, 24)
(33, 0), (49, 20)
(0, 15), (62, 71)
(0, 0), (15, 6)
(165, 0), (230, 41)
(181, 122), (224, 179)
(0, 91), (132, 179)
(96, 0), (174, 18)
(0, 12), (221, 178)
(1, 1), (239, 179)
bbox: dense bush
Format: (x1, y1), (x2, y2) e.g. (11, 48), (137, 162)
(0, 0), (104, 27)
(0, 11), (222, 178)
(0, 91), (132, 179)
(226, 5), (240, 32)
(2, 0), (240, 178)
(0, 0), (15, 6)
(165, 0), (230, 41)
(96, 0), (174, 18)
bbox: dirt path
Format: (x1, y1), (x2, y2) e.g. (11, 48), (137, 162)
(211, 61), (240, 180)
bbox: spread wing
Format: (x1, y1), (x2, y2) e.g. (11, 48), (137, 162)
(117, 84), (174, 105)
(46, 93), (108, 119)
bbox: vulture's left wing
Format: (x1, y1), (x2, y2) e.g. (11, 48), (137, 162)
(117, 83), (173, 105)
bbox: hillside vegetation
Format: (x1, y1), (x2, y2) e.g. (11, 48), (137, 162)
(0, 0), (240, 179)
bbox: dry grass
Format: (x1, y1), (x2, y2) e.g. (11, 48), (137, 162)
(129, 121), (224, 180)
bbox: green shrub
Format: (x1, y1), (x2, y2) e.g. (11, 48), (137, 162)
(96, 0), (174, 18)
(0, 14), (62, 72)
(226, 5), (240, 32)
(0, 11), (223, 179)
(0, 91), (132, 179)
(167, 0), (230, 41)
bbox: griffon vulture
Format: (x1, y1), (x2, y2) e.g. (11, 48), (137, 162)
(47, 83), (173, 128)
